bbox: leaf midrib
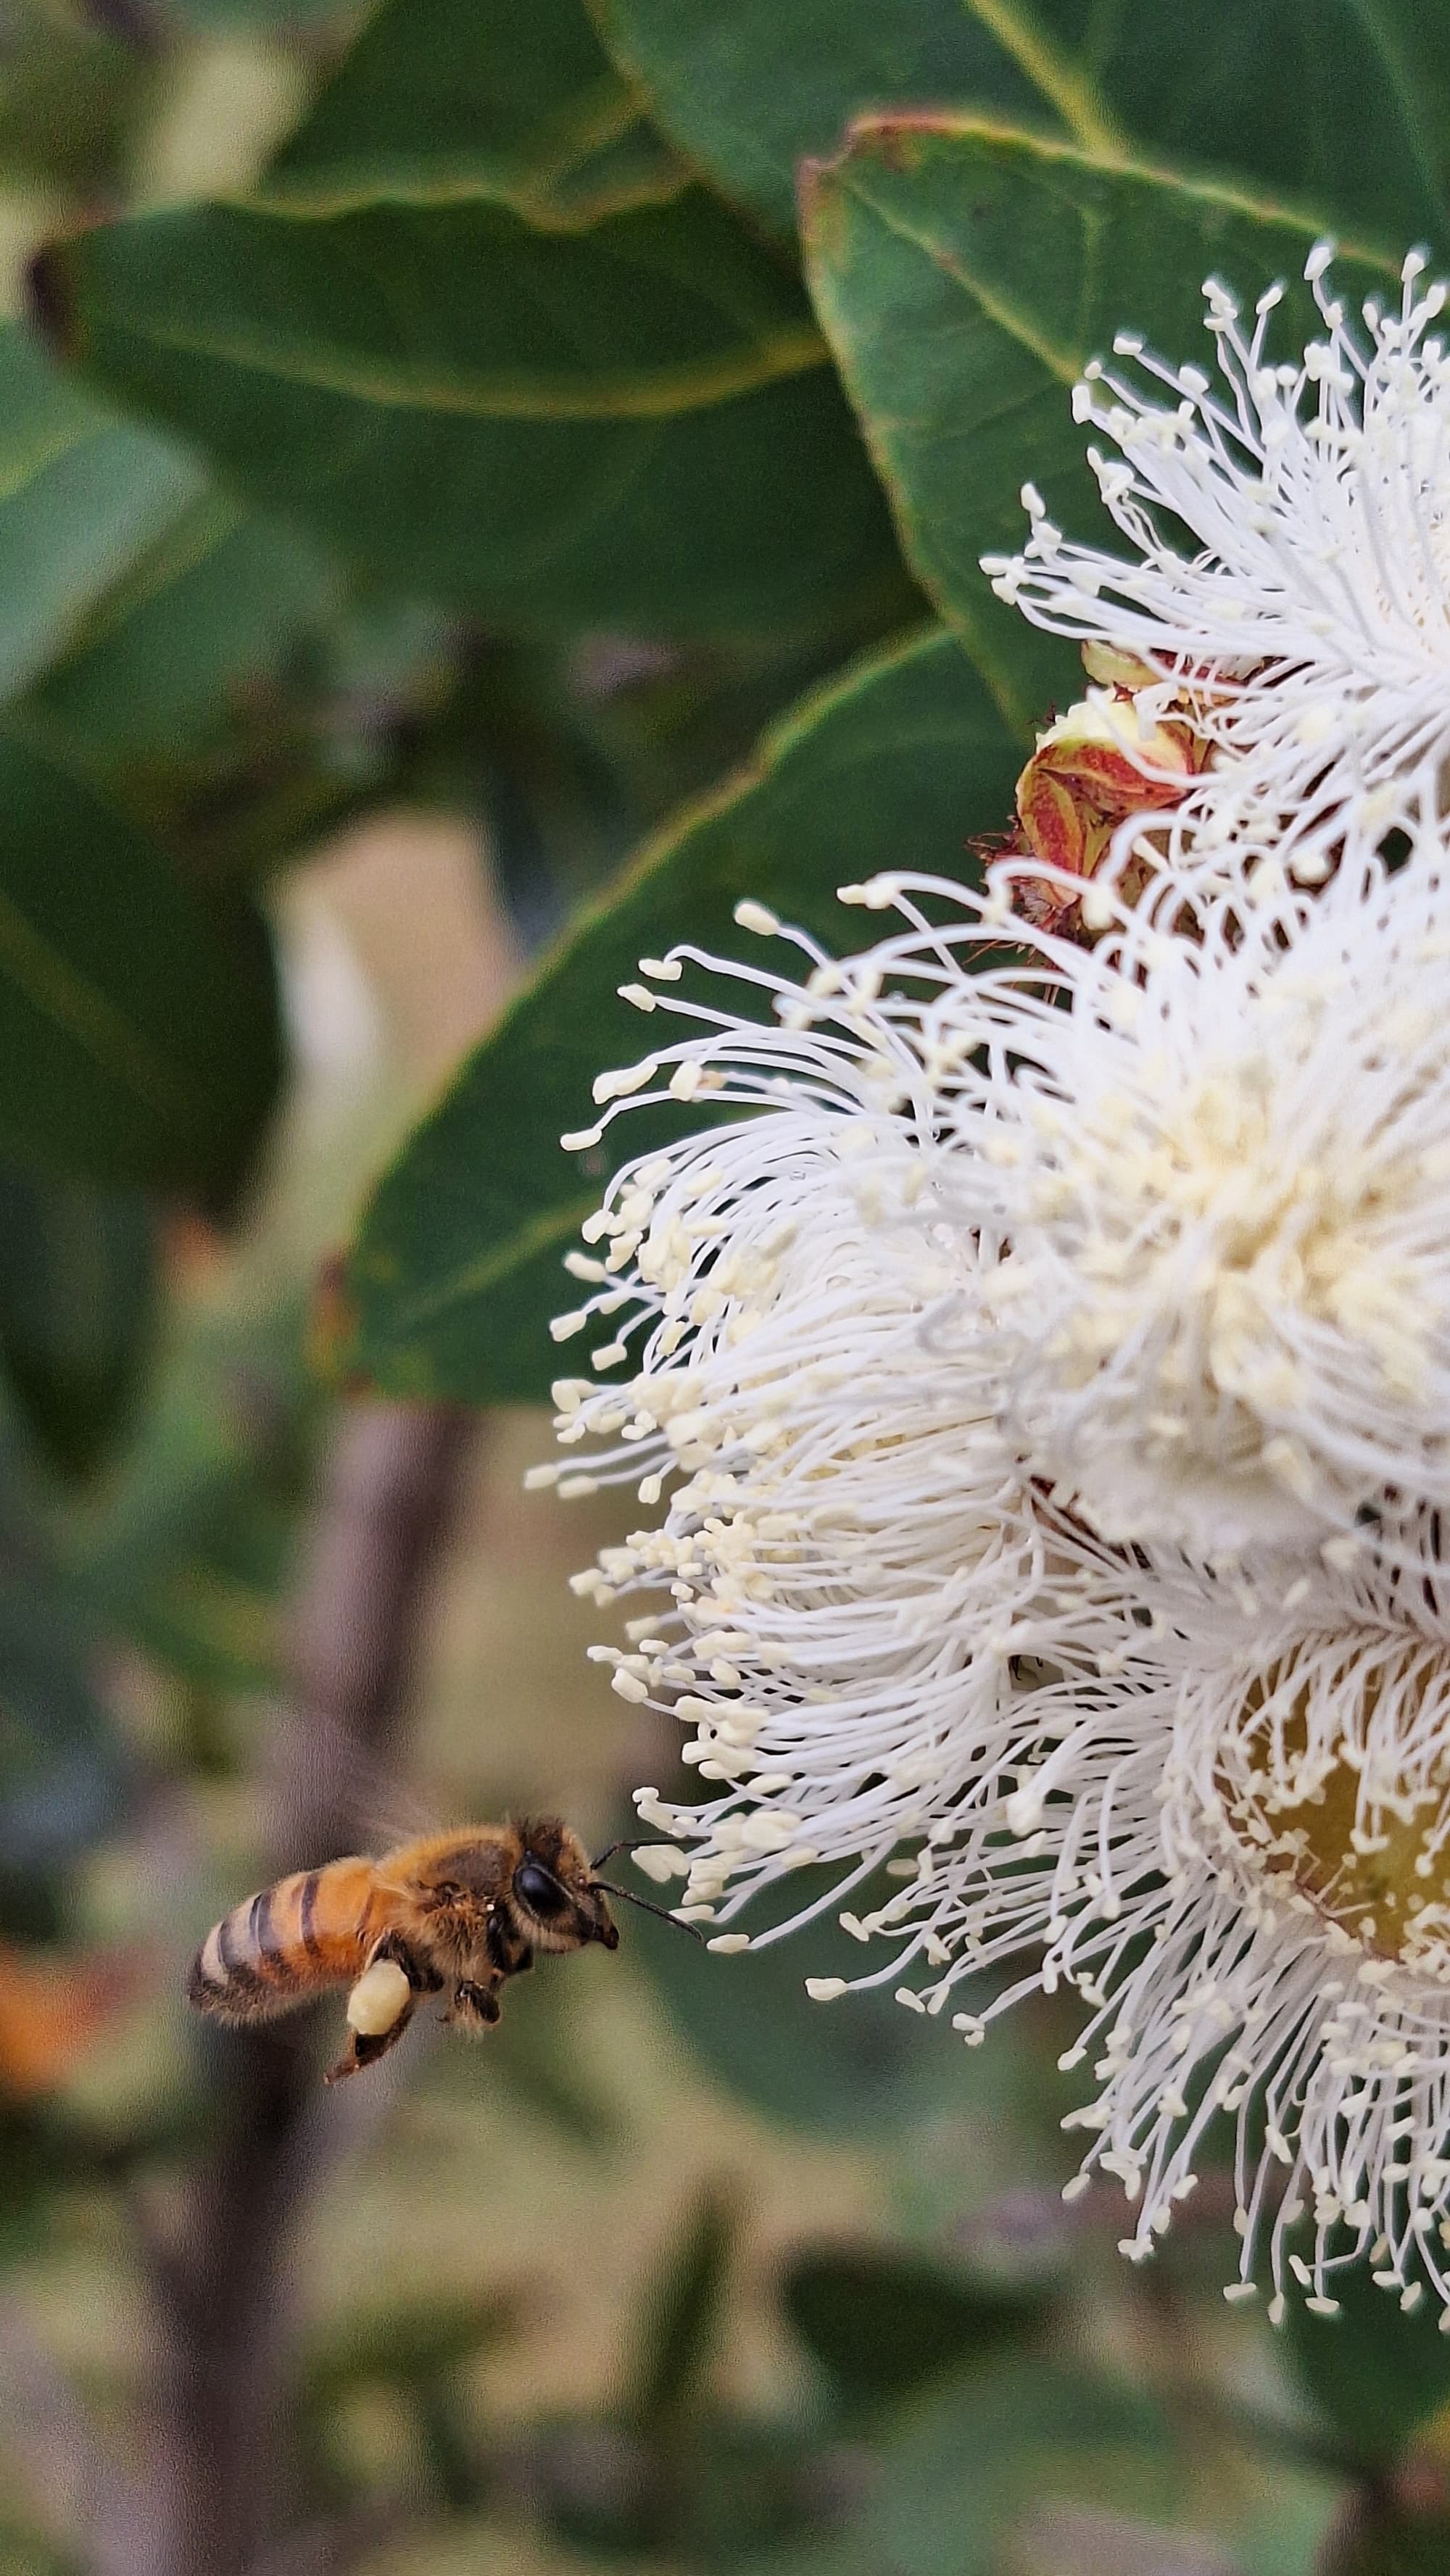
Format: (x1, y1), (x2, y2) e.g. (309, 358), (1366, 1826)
(960, 0), (1128, 158)
(841, 157), (1082, 385)
(260, 69), (668, 220)
(87, 310), (830, 422)
(365, 1193), (598, 1341)
(834, 115), (1406, 283)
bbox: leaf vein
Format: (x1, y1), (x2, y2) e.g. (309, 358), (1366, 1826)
(100, 315), (829, 421)
(0, 885), (195, 1127)
(375, 1194), (598, 1339)
(958, 0), (1127, 157)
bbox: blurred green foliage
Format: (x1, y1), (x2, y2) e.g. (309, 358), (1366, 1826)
(262, 0), (687, 222)
(0, 1), (1449, 2572)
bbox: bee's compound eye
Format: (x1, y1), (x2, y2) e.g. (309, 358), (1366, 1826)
(513, 1858), (568, 1918)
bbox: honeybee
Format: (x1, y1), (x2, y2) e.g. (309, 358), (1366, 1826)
(187, 1817), (684, 2083)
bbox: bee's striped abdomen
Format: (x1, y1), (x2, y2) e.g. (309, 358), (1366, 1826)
(187, 1856), (378, 2024)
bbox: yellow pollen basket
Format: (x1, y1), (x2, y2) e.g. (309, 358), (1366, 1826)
(1229, 1658), (1450, 1975)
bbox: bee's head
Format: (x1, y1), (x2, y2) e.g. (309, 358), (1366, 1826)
(511, 1819), (618, 1953)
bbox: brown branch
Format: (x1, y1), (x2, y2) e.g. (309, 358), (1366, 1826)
(126, 1398), (475, 2576)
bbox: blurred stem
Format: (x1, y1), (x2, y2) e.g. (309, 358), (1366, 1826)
(624, 2190), (738, 2559)
(629, 2188), (737, 2437)
(413, 2377), (481, 2515)
(131, 1400), (475, 2576)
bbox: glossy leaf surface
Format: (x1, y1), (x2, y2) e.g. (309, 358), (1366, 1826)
(40, 191), (903, 640)
(0, 326), (200, 710)
(597, 0), (1449, 245)
(0, 735), (281, 1197)
(265, 0), (684, 224)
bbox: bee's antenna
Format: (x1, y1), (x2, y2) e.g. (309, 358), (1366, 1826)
(590, 1837), (661, 1870)
(590, 1879), (708, 1944)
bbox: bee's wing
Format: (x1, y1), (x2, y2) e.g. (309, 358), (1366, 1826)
(270, 1709), (436, 1858)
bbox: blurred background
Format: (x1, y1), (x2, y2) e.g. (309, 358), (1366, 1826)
(0, 4), (1447, 2573)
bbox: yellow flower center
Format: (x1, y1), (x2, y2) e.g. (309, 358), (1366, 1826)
(1225, 1650), (1450, 1977)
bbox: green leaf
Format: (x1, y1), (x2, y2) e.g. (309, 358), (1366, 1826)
(783, 2245), (1042, 2406)
(0, 325), (202, 708)
(0, 1170), (156, 1482)
(264, 0), (685, 225)
(26, 496), (341, 766)
(167, 0), (347, 26)
(1286, 2253), (1450, 2472)
(747, 2362), (1175, 2576)
(418, 623), (923, 950)
(596, 0), (1053, 236)
(37, 188), (906, 641)
(803, 123), (1403, 731)
(336, 626), (1021, 1405)
(0, 1576), (123, 1873)
(597, 0), (1449, 246)
(36, 569), (452, 886)
(0, 734), (281, 1198)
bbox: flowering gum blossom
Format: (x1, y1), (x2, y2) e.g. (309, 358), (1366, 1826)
(547, 244), (1450, 2327)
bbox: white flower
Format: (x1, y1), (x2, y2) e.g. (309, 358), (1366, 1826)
(841, 1536), (1450, 2322)
(539, 902), (1163, 1933)
(547, 878), (1450, 2314)
(937, 829), (1450, 1565)
(531, 221), (1450, 2339)
(1118, 1574), (1450, 2319)
(982, 244), (1450, 886)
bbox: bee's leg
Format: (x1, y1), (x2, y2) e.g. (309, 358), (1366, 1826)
(484, 1910), (532, 1979)
(324, 1937), (439, 2084)
(445, 1977), (503, 2035)
(325, 2018), (410, 2084)
(372, 1931), (445, 1993)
